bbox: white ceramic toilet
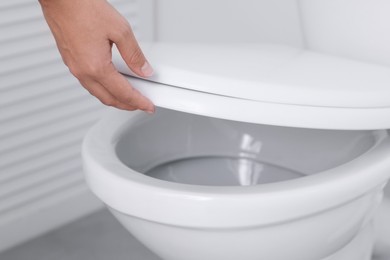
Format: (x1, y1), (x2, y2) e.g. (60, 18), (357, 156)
(82, 43), (390, 260)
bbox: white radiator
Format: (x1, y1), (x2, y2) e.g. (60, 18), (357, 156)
(0, 0), (154, 252)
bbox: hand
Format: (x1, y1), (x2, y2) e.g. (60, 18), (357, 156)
(39, 0), (155, 113)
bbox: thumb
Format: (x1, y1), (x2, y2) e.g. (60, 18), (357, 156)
(113, 27), (153, 78)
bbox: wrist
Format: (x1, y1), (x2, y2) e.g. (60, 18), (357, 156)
(38, 0), (49, 7)
(38, 0), (66, 9)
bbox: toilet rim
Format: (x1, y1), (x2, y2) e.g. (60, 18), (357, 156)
(82, 109), (390, 228)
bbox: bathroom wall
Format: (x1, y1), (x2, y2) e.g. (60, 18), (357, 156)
(155, 0), (390, 66)
(299, 0), (390, 66)
(0, 0), (154, 252)
(155, 0), (304, 48)
(2, 0), (389, 254)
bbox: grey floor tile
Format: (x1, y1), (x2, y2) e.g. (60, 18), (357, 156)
(1, 209), (384, 260)
(0, 210), (160, 260)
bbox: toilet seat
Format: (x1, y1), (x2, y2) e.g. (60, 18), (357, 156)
(113, 43), (390, 130)
(83, 108), (390, 228)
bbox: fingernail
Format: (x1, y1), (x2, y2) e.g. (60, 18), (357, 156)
(144, 105), (155, 114)
(141, 62), (154, 77)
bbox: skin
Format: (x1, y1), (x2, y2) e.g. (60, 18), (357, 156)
(38, 0), (155, 113)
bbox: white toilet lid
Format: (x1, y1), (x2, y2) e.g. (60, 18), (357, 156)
(113, 43), (390, 130)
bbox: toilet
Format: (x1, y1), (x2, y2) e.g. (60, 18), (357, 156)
(82, 43), (390, 260)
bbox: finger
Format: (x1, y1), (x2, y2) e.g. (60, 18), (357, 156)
(109, 22), (153, 78)
(79, 78), (138, 111)
(97, 64), (155, 113)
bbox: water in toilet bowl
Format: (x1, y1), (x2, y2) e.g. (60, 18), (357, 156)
(145, 156), (304, 186)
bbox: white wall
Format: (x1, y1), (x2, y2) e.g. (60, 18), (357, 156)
(299, 0), (390, 66)
(155, 0), (390, 66)
(0, 0), (154, 252)
(155, 0), (304, 48)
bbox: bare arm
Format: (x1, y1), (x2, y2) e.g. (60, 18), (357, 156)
(39, 0), (155, 113)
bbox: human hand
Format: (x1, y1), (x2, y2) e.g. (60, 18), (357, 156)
(39, 0), (155, 113)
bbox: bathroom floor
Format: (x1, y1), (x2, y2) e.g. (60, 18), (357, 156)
(0, 209), (161, 260)
(0, 209), (386, 260)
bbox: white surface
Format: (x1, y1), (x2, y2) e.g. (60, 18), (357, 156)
(373, 187), (390, 258)
(155, 0), (304, 48)
(83, 108), (390, 260)
(84, 108), (390, 227)
(122, 43), (390, 108)
(112, 208), (373, 260)
(115, 43), (390, 129)
(299, 0), (390, 67)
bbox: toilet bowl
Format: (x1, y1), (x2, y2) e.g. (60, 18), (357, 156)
(82, 43), (390, 260)
(83, 108), (390, 260)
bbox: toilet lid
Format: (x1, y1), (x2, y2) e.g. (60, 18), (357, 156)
(112, 43), (390, 130)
